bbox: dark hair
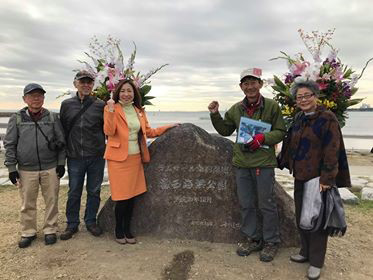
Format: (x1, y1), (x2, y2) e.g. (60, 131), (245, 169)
(112, 79), (142, 109)
(290, 79), (320, 97)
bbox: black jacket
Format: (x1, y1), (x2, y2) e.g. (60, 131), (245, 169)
(60, 93), (105, 159)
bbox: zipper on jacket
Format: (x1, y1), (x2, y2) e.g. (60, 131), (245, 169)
(35, 123), (42, 171)
(80, 99), (84, 158)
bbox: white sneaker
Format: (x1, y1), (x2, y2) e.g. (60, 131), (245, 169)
(290, 254), (308, 263)
(307, 265), (321, 280)
(115, 238), (126, 244)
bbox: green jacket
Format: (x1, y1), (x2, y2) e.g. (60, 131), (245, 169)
(210, 96), (286, 168)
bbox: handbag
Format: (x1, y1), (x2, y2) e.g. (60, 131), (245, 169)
(300, 177), (324, 232)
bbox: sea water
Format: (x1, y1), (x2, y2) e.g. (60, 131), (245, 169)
(146, 111), (373, 150)
(1, 111), (372, 150)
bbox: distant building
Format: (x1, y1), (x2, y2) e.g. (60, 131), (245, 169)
(360, 103), (371, 109)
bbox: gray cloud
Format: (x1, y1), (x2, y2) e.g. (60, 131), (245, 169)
(0, 0), (372, 110)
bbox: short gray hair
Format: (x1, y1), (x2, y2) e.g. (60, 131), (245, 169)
(290, 78), (320, 97)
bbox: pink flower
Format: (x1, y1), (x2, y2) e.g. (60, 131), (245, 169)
(132, 76), (142, 88)
(290, 61), (309, 76)
(331, 67), (344, 81)
(106, 65), (124, 92)
(318, 81), (328, 90)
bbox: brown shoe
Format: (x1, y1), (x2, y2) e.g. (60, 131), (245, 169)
(86, 224), (103, 237)
(60, 227), (78, 240)
(236, 238), (263, 256)
(259, 242), (279, 262)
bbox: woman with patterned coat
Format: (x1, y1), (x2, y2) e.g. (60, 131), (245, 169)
(278, 79), (351, 280)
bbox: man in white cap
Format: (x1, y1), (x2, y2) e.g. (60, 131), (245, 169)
(4, 83), (66, 248)
(208, 68), (286, 262)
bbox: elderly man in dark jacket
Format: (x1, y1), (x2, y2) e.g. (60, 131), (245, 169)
(4, 83), (66, 248)
(59, 70), (106, 240)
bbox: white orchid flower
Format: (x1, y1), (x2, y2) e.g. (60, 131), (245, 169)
(327, 49), (339, 61)
(349, 74), (359, 88)
(94, 68), (108, 89)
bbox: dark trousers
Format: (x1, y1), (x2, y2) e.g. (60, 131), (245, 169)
(294, 180), (328, 268)
(235, 167), (280, 243)
(66, 157), (105, 228)
(115, 198), (135, 239)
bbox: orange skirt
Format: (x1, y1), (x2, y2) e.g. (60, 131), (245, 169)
(107, 154), (146, 201)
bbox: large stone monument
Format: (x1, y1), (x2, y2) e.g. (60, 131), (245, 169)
(98, 123), (299, 247)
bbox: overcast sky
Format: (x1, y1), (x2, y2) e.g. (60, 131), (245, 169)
(1, 0), (372, 111)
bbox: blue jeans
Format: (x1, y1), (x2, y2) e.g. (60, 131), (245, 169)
(65, 157), (105, 228)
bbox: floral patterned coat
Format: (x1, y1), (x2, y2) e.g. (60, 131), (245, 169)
(278, 106), (351, 188)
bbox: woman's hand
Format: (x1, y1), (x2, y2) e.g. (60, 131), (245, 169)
(167, 123), (180, 131)
(320, 183), (331, 192)
(107, 98), (115, 112)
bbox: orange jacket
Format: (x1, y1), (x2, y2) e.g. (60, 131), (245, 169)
(103, 103), (173, 162)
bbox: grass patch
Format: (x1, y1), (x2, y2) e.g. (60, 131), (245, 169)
(0, 184), (17, 193)
(354, 200), (373, 211)
(347, 192), (373, 212)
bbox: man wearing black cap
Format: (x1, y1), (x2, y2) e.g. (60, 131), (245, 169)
(4, 83), (66, 248)
(208, 68), (286, 262)
(59, 70), (106, 240)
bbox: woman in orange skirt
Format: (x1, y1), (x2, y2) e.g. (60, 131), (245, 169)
(104, 79), (176, 244)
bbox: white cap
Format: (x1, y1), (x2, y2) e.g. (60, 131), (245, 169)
(240, 68), (262, 81)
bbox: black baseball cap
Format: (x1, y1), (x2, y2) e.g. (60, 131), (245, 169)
(74, 70), (95, 81)
(23, 83), (46, 95)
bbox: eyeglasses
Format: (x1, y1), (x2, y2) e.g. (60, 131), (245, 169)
(78, 79), (94, 85)
(296, 93), (314, 101)
(241, 80), (260, 87)
(25, 94), (44, 99)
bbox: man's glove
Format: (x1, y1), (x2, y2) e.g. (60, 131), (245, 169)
(247, 134), (265, 152)
(56, 165), (65, 178)
(9, 171), (20, 185)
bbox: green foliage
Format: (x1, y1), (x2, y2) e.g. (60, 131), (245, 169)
(139, 85), (155, 106)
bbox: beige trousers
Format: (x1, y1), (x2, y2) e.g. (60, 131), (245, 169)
(18, 168), (60, 237)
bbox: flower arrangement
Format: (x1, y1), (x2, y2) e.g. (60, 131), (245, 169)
(270, 29), (372, 127)
(74, 35), (168, 106)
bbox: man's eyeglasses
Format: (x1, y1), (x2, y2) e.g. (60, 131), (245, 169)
(296, 93), (314, 101)
(241, 81), (259, 87)
(78, 79), (94, 85)
(25, 94), (45, 99)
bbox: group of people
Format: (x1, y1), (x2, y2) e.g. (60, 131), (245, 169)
(3, 70), (176, 249)
(4, 66), (350, 280)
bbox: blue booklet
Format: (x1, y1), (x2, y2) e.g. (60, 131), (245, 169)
(236, 116), (271, 146)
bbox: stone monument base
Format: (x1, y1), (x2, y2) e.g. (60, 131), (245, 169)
(98, 124), (299, 247)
